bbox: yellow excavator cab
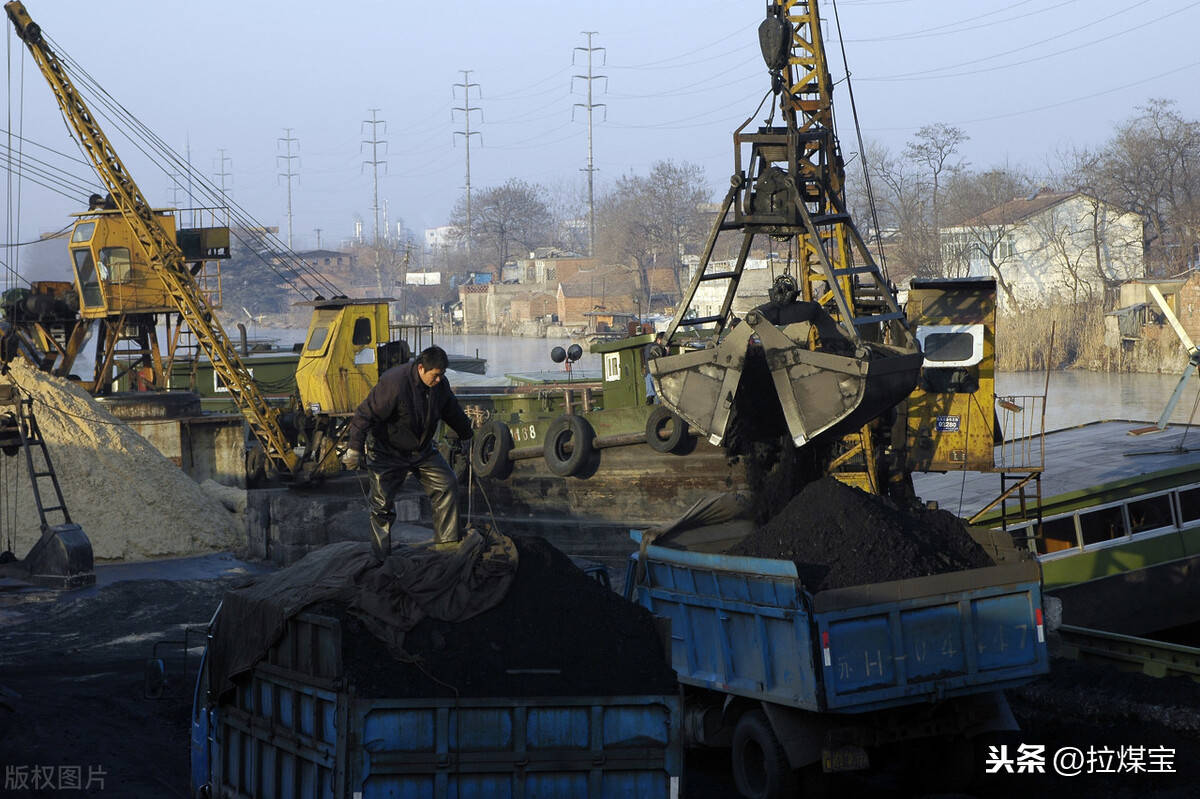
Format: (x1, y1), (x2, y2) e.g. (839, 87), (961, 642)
(295, 298), (395, 416)
(67, 208), (228, 319)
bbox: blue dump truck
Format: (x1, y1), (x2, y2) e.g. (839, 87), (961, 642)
(625, 531), (1051, 797)
(190, 608), (682, 799)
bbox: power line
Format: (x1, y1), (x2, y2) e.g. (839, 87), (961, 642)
(361, 110), (387, 246)
(573, 31), (606, 257)
(453, 69), (482, 261)
(277, 127), (299, 249)
(859, 0), (1180, 82)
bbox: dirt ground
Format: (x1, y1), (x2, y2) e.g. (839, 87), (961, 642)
(3, 553), (1200, 799)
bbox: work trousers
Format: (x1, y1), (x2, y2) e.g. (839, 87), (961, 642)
(366, 450), (460, 559)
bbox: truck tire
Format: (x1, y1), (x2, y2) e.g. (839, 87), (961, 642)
(471, 420), (513, 479)
(543, 414), (594, 477)
(731, 710), (796, 799)
(645, 406), (688, 454)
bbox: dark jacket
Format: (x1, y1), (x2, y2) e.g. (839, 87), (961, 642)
(348, 361), (473, 462)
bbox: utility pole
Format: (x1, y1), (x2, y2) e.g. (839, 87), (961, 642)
(573, 32), (606, 257)
(314, 227), (322, 249)
(277, 128), (300, 249)
(361, 109), (387, 246)
(452, 70), (482, 261)
(214, 148), (233, 200)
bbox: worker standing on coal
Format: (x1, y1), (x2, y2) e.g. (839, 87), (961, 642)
(643, 331), (667, 404)
(342, 346), (474, 560)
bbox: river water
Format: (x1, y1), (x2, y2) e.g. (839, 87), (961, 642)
(435, 334), (1200, 433)
(89, 326), (1200, 433)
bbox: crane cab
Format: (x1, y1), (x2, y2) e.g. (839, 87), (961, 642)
(295, 298), (405, 416)
(67, 205), (229, 318)
(903, 277), (998, 471)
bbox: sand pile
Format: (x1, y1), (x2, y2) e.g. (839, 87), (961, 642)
(0, 359), (239, 560)
(728, 476), (994, 591)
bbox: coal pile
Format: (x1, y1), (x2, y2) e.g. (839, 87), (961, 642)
(335, 536), (677, 698)
(727, 477), (993, 591)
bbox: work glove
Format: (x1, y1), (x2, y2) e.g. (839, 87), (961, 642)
(341, 449), (362, 470)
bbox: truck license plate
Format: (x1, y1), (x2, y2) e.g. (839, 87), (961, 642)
(822, 745), (869, 772)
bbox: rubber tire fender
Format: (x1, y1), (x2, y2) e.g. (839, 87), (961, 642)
(542, 414), (595, 477)
(644, 405), (688, 454)
(471, 419), (514, 479)
(730, 709), (797, 799)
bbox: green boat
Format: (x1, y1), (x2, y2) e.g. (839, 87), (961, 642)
(918, 421), (1200, 637)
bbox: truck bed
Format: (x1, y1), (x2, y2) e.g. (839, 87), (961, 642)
(627, 532), (1049, 713)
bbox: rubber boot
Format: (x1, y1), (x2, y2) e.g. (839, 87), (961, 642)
(369, 518), (392, 561)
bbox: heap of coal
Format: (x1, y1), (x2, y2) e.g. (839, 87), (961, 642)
(332, 536), (677, 698)
(727, 477), (994, 592)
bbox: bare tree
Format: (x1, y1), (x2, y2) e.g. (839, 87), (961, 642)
(904, 124), (969, 273)
(595, 160), (709, 301)
(933, 168), (1032, 307)
(450, 178), (553, 267)
(1082, 100), (1200, 274)
(864, 139), (935, 280)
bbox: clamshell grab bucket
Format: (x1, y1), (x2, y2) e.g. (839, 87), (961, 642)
(650, 311), (922, 448)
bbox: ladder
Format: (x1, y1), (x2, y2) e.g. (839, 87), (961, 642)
(10, 390), (72, 531)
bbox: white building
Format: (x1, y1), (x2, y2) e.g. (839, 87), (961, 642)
(424, 225), (461, 252)
(939, 189), (1144, 311)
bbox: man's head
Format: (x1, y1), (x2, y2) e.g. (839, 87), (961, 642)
(416, 346), (449, 388)
(654, 332), (666, 344)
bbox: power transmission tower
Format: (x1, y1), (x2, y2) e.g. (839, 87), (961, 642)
(277, 128), (300, 249)
(314, 227), (322, 248)
(573, 32), (606, 257)
(167, 171), (186, 207)
(214, 148), (234, 200)
(361, 109), (387, 245)
(452, 70), (482, 261)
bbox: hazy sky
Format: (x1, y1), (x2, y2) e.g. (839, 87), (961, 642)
(3, 0), (1198, 266)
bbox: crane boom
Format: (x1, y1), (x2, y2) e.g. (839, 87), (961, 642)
(5, 1), (298, 473)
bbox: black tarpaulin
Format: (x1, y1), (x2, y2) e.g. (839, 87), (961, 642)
(209, 530), (517, 698)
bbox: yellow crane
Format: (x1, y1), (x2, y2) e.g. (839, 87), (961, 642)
(5, 1), (300, 475)
(4, 2), (302, 473)
(649, 0), (922, 492)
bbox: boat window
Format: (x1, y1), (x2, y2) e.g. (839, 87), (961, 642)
(71, 221), (96, 243)
(1177, 486), (1200, 524)
(72, 248), (104, 308)
(352, 317), (372, 346)
(1007, 524), (1037, 553)
(1035, 515), (1078, 555)
(307, 326), (329, 351)
(1078, 505), (1126, 546)
(99, 247), (132, 284)
(1127, 495), (1174, 534)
